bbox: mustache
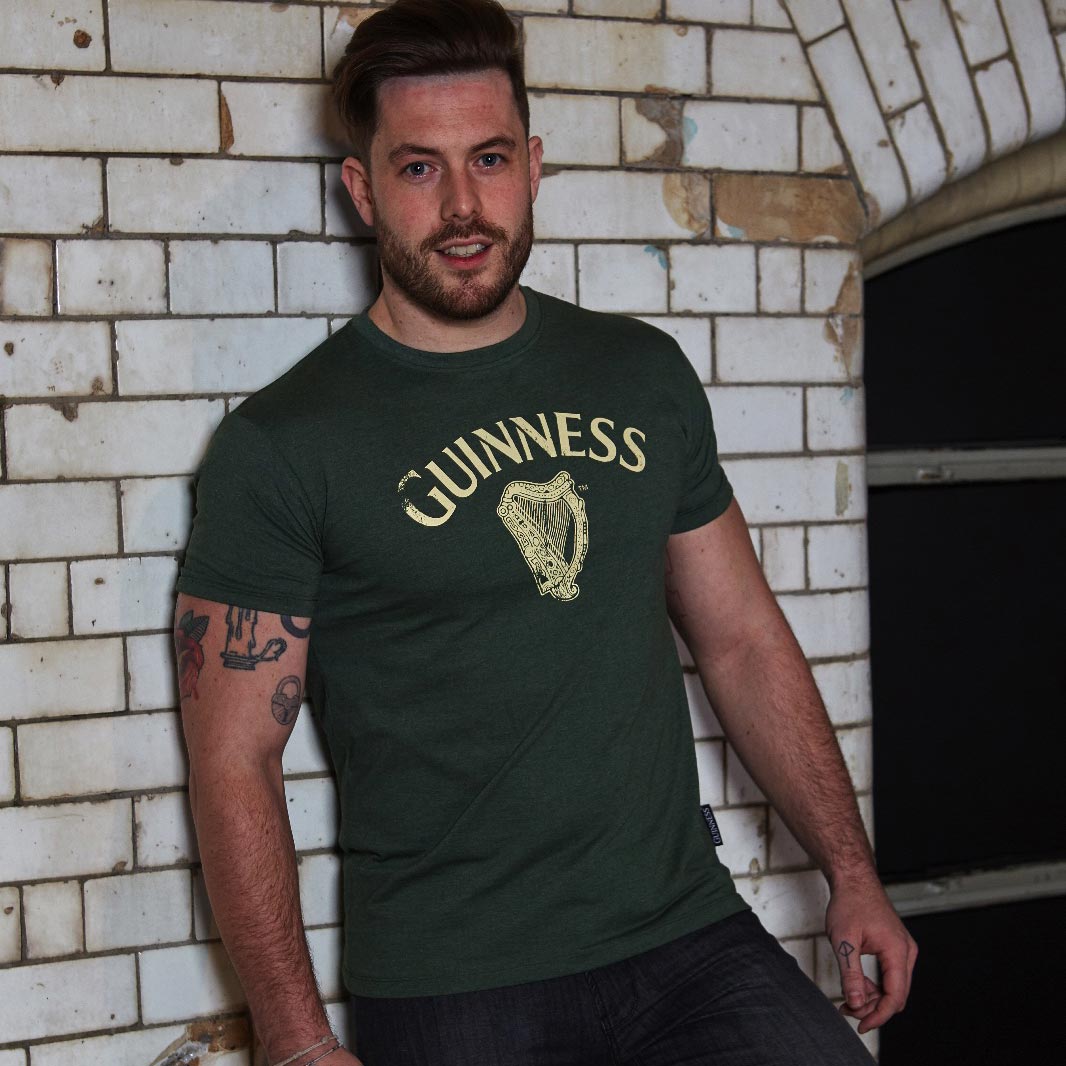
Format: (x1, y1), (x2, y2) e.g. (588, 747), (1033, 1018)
(420, 220), (509, 254)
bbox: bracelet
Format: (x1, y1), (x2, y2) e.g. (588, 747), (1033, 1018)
(303, 1045), (342, 1066)
(270, 1034), (335, 1066)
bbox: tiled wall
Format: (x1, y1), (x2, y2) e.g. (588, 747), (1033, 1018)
(1, 0), (1063, 1061)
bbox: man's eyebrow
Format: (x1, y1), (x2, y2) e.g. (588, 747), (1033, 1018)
(387, 136), (518, 165)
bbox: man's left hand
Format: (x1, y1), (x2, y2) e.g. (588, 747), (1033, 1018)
(825, 879), (917, 1033)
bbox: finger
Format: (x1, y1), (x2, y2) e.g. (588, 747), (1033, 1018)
(833, 936), (867, 1011)
(838, 976), (881, 1019)
(858, 951), (908, 1031)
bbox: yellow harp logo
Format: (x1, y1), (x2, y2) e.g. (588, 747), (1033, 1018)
(497, 471), (589, 602)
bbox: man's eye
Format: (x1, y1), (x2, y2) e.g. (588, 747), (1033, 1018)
(404, 162), (431, 178)
(479, 153), (502, 168)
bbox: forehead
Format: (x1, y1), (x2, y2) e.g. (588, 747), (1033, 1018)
(374, 70), (522, 147)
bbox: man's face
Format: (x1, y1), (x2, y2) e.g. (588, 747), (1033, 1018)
(345, 70), (542, 322)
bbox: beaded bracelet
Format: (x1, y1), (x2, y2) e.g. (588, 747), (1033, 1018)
(302, 1044), (342, 1066)
(270, 1034), (335, 1066)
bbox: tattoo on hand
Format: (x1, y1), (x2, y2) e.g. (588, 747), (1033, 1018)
(271, 675), (303, 725)
(280, 615), (311, 639)
(221, 607), (287, 670)
(838, 940), (855, 969)
(175, 610), (210, 700)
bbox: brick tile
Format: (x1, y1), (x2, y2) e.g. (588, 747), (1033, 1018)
(734, 868), (829, 937)
(841, 0), (923, 112)
(807, 30), (907, 225)
(786, 0), (845, 41)
(28, 1026), (202, 1066)
(536, 171), (708, 239)
(222, 81), (348, 158)
(324, 6), (378, 77)
(684, 101), (798, 172)
(0, 727), (13, 802)
(725, 744), (765, 804)
(694, 739), (726, 806)
(6, 398), (224, 478)
(806, 384), (865, 451)
(0, 155), (102, 235)
(686, 672), (723, 740)
(281, 706), (332, 776)
(714, 805), (768, 878)
(670, 245), (756, 313)
(530, 93), (619, 166)
(286, 777), (340, 851)
(636, 316), (712, 383)
(709, 386), (804, 455)
(758, 247), (802, 313)
(0, 239), (53, 315)
(23, 880), (84, 959)
(0, 638), (125, 721)
(0, 75), (217, 153)
(0, 483), (117, 562)
(804, 249), (860, 314)
(520, 243), (577, 303)
(168, 240), (275, 315)
(800, 106), (847, 174)
(889, 101), (949, 204)
(761, 525), (806, 591)
(753, 0), (792, 28)
(0, 0), (106, 70)
(897, 0), (987, 180)
(711, 30), (819, 101)
(121, 476), (194, 554)
(975, 59), (1029, 157)
(116, 319), (327, 395)
(0, 885), (19, 963)
(134, 791), (199, 867)
(524, 18), (706, 93)
(669, 0), (750, 22)
(57, 239), (165, 315)
(109, 0), (320, 78)
(948, 0), (1009, 65)
(0, 1051), (25, 1066)
(717, 316), (856, 383)
(127, 633), (177, 713)
(574, 0), (659, 18)
(324, 163), (374, 240)
(307, 924), (344, 1000)
(0, 798), (131, 881)
(1000, 0), (1066, 139)
(8, 561), (69, 639)
(139, 941), (245, 1023)
(578, 244), (668, 313)
(84, 868), (191, 950)
(778, 589), (869, 658)
(768, 808), (811, 869)
(192, 867), (219, 941)
(837, 724), (872, 791)
(0, 955), (137, 1042)
(713, 174), (865, 244)
(71, 556), (179, 635)
(807, 522), (867, 590)
(19, 712), (186, 800)
(812, 657), (871, 726)
(277, 243), (377, 314)
(0, 320), (111, 398)
(299, 852), (343, 927)
(108, 158), (321, 236)
(726, 456), (866, 522)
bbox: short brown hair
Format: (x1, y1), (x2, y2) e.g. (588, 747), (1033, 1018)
(331, 0), (530, 161)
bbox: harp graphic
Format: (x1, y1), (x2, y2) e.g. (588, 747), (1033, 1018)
(497, 471), (589, 602)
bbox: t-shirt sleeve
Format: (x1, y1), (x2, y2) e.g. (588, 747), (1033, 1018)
(176, 411), (323, 616)
(670, 353), (734, 535)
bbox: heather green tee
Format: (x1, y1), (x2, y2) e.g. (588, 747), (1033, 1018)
(177, 287), (748, 998)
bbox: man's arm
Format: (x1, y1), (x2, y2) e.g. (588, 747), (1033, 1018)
(175, 593), (361, 1065)
(665, 500), (917, 1033)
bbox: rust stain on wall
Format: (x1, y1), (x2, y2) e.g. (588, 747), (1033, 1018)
(3, 342), (13, 356)
(335, 6), (374, 34)
(219, 91), (234, 154)
(150, 1016), (251, 1066)
(835, 460), (852, 516)
(91, 376), (107, 395)
(662, 173), (710, 236)
(832, 260), (861, 314)
(713, 174), (865, 244)
(73, 29), (92, 48)
(634, 98), (684, 167)
(824, 315), (861, 379)
(49, 401), (79, 422)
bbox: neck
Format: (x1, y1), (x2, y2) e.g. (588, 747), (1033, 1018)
(367, 281), (527, 353)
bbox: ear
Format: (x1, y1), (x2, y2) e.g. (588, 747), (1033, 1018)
(341, 156), (375, 227)
(527, 135), (544, 204)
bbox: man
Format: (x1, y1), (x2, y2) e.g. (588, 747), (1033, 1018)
(175, 1), (916, 1064)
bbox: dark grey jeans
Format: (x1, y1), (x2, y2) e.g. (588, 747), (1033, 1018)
(350, 910), (875, 1065)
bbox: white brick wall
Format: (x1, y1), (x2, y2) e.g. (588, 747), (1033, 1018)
(3, 0), (1063, 1057)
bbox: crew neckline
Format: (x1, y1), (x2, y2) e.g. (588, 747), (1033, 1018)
(348, 286), (543, 371)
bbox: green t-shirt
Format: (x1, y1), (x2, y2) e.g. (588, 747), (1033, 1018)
(177, 287), (749, 998)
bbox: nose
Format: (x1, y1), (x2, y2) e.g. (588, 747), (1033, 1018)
(440, 168), (481, 223)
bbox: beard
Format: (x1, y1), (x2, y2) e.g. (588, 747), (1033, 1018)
(374, 205), (534, 322)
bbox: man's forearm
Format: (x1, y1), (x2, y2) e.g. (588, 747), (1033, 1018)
(189, 757), (332, 1060)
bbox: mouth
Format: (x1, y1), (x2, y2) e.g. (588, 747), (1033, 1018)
(436, 240), (493, 268)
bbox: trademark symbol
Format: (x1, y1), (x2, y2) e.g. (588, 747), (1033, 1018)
(578, 484), (589, 491)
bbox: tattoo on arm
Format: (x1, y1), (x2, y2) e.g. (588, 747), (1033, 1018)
(838, 940), (855, 969)
(280, 615), (311, 639)
(271, 675), (303, 725)
(175, 609), (210, 700)
(220, 607), (287, 670)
